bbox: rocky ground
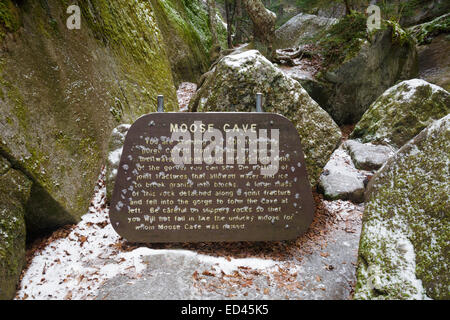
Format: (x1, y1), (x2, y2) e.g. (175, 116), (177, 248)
(16, 82), (364, 299)
(15, 167), (364, 300)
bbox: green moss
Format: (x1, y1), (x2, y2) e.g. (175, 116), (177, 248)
(150, 0), (220, 83)
(79, 0), (178, 118)
(0, 0), (20, 42)
(385, 20), (415, 46)
(409, 14), (450, 45)
(316, 12), (367, 70)
(351, 80), (450, 148)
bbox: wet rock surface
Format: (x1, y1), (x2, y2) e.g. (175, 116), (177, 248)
(417, 34), (450, 91)
(408, 14), (450, 91)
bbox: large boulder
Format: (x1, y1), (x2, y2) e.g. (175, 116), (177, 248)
(355, 114), (450, 300)
(307, 17), (417, 125)
(351, 79), (450, 149)
(409, 14), (450, 91)
(0, 156), (32, 300)
(0, 0), (180, 236)
(189, 49), (342, 186)
(274, 13), (337, 49)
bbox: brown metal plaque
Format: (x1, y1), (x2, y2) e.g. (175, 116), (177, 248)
(109, 113), (314, 243)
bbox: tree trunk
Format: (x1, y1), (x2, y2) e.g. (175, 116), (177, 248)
(207, 0), (221, 62)
(234, 0), (243, 44)
(207, 0), (219, 48)
(224, 0), (234, 49)
(242, 0), (276, 58)
(343, 0), (352, 15)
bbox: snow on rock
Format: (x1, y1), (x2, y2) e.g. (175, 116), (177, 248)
(318, 146), (371, 203)
(189, 49), (342, 186)
(343, 140), (395, 171)
(105, 124), (131, 202)
(355, 114), (450, 300)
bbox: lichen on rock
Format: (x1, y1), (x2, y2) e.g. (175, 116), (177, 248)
(0, 0), (20, 43)
(189, 49), (341, 186)
(351, 79), (450, 149)
(354, 114), (450, 300)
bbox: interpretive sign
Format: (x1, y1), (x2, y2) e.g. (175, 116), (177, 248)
(110, 113), (314, 243)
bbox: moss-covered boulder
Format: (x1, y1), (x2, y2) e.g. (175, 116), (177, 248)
(0, 155), (32, 300)
(314, 16), (417, 125)
(150, 0), (224, 85)
(351, 79), (450, 149)
(0, 0), (178, 236)
(189, 50), (341, 186)
(355, 114), (450, 300)
(105, 124), (130, 203)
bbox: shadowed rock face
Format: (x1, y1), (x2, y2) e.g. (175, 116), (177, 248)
(0, 0), (180, 236)
(276, 16), (418, 126)
(417, 34), (450, 91)
(399, 0), (450, 27)
(351, 79), (450, 149)
(408, 14), (450, 91)
(150, 0), (222, 86)
(189, 50), (342, 186)
(315, 25), (418, 125)
(355, 114), (450, 300)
